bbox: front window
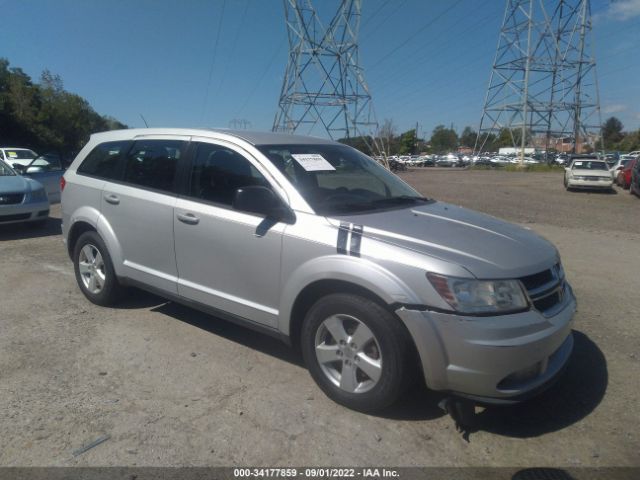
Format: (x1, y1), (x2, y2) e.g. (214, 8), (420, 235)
(257, 144), (424, 215)
(0, 159), (16, 176)
(571, 161), (608, 171)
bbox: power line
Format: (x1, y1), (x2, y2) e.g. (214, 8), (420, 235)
(367, 0), (465, 71)
(200, 0), (227, 124)
(236, 37), (287, 117)
(215, 0), (250, 99)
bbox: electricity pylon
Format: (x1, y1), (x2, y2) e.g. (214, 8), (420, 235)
(475, 0), (602, 161)
(273, 0), (381, 155)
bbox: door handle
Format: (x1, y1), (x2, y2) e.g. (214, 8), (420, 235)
(104, 194), (120, 205)
(177, 212), (200, 225)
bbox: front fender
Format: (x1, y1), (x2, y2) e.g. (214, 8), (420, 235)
(278, 254), (422, 336)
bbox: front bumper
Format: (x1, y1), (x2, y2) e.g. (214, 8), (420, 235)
(396, 283), (576, 404)
(0, 200), (50, 225)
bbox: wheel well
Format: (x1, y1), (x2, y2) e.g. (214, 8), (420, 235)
(288, 280), (392, 350)
(67, 221), (96, 258)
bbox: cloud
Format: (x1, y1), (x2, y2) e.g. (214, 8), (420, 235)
(603, 104), (628, 114)
(600, 0), (640, 22)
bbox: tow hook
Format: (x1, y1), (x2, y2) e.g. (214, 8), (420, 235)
(438, 396), (476, 432)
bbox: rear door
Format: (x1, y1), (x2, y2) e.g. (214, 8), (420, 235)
(100, 136), (188, 294)
(173, 139), (285, 327)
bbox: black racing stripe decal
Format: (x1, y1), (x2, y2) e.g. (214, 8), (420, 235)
(337, 221), (350, 255)
(349, 224), (363, 257)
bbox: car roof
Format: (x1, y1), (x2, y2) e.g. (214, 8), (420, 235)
(89, 128), (339, 147)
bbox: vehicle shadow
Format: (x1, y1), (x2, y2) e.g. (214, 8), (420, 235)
(116, 293), (607, 430)
(151, 300), (304, 368)
(472, 330), (607, 438)
(0, 217), (61, 241)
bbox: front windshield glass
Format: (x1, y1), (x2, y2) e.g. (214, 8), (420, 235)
(257, 144), (425, 215)
(572, 160), (608, 170)
(0, 159), (16, 176)
(3, 149), (38, 161)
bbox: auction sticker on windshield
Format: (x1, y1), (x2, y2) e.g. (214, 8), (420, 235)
(291, 154), (335, 172)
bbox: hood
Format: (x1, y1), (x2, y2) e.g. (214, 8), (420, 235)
(331, 201), (558, 279)
(0, 175), (32, 194)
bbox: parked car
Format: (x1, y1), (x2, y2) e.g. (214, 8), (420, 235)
(62, 128), (576, 412)
(19, 154), (64, 203)
(0, 147), (39, 167)
(564, 158), (614, 191)
(0, 158), (50, 226)
(0, 148), (64, 202)
(610, 155), (636, 182)
(616, 159), (636, 189)
(630, 159), (640, 197)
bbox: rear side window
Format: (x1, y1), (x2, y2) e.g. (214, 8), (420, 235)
(123, 140), (186, 193)
(77, 141), (128, 180)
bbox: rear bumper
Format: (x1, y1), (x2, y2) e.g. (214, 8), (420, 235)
(567, 179), (613, 189)
(396, 283), (576, 403)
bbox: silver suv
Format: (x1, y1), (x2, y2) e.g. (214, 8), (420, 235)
(61, 128), (575, 412)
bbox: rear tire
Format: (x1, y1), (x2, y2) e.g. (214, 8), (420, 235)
(73, 231), (123, 306)
(301, 293), (413, 412)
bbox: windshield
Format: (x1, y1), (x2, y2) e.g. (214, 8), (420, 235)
(3, 149), (38, 161)
(572, 160), (608, 170)
(0, 159), (16, 176)
(257, 144), (425, 215)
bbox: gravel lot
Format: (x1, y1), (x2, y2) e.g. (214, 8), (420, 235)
(1, 169), (638, 468)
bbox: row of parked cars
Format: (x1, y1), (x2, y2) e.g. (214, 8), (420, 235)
(563, 153), (640, 194)
(0, 147), (65, 227)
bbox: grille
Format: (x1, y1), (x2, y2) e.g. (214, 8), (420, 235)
(0, 213), (30, 223)
(519, 264), (564, 315)
(0, 193), (24, 205)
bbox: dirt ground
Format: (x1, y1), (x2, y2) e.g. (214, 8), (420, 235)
(0, 169), (638, 468)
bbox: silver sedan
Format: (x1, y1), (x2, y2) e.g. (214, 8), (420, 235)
(0, 159), (50, 227)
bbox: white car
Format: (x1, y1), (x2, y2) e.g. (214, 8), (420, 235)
(564, 159), (613, 191)
(0, 147), (39, 168)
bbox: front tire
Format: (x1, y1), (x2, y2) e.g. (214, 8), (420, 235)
(73, 231), (123, 306)
(301, 293), (413, 412)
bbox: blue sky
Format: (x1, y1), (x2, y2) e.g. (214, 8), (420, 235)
(1, 0), (638, 139)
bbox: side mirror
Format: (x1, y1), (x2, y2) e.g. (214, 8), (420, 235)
(232, 186), (295, 223)
(12, 163), (25, 172)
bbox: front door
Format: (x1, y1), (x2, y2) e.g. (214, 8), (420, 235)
(174, 140), (285, 328)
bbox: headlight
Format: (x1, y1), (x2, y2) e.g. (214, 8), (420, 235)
(427, 273), (529, 314)
(29, 188), (48, 202)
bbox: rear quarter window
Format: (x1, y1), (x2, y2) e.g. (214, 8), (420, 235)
(77, 141), (129, 180)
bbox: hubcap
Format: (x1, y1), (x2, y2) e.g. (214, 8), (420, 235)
(78, 244), (106, 294)
(314, 314), (382, 394)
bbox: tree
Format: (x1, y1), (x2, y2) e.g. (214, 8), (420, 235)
(618, 129), (640, 152)
(430, 125), (458, 153)
(0, 58), (127, 157)
(378, 118), (397, 156)
(602, 116), (624, 149)
(459, 126), (477, 148)
(398, 129), (417, 155)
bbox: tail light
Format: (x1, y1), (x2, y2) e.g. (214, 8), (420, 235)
(60, 176), (66, 192)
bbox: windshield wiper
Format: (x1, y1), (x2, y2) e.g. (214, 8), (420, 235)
(372, 195), (431, 206)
